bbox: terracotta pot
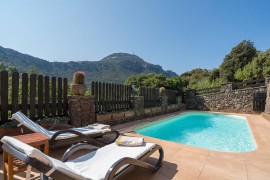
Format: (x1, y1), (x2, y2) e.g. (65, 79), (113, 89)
(70, 84), (86, 95)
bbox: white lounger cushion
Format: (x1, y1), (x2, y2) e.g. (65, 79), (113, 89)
(1, 136), (52, 166)
(12, 112), (111, 140)
(65, 142), (155, 180)
(2, 136), (155, 180)
(1, 136), (85, 179)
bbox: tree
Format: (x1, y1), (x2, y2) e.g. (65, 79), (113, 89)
(28, 65), (39, 75)
(124, 73), (183, 90)
(0, 62), (7, 71)
(209, 68), (220, 82)
(179, 68), (210, 89)
(8, 67), (19, 75)
(234, 49), (270, 81)
(220, 40), (257, 82)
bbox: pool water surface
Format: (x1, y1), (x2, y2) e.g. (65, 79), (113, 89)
(135, 112), (256, 152)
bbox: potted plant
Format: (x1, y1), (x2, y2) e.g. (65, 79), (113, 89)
(37, 116), (70, 129)
(70, 71), (87, 95)
(0, 121), (21, 138)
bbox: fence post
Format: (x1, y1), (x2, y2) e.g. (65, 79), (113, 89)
(265, 76), (270, 115)
(68, 95), (96, 127)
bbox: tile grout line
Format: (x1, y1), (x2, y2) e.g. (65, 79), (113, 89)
(197, 150), (211, 179)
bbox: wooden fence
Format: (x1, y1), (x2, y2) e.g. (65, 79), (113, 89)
(166, 89), (178, 104)
(140, 87), (161, 108)
(91, 81), (131, 113)
(0, 71), (68, 124)
(233, 78), (265, 90)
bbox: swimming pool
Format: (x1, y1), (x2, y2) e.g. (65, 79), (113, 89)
(134, 112), (256, 152)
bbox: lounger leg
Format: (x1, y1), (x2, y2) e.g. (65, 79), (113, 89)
(3, 151), (8, 180)
(7, 154), (14, 180)
(40, 173), (49, 180)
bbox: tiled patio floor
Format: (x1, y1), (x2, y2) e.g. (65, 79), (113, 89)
(1, 111), (270, 180)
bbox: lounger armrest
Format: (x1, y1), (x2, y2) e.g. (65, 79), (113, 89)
(61, 143), (99, 162)
(105, 145), (164, 180)
(50, 129), (105, 146)
(48, 124), (73, 131)
(98, 130), (120, 144)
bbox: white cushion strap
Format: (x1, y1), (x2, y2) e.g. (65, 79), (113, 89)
(45, 166), (56, 177)
(26, 165), (32, 180)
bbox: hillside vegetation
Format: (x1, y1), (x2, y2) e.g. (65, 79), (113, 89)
(180, 40), (270, 89)
(0, 46), (177, 84)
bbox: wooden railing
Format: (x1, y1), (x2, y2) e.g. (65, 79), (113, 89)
(233, 78), (265, 90)
(196, 86), (221, 95)
(140, 87), (161, 108)
(91, 81), (131, 113)
(0, 71), (68, 124)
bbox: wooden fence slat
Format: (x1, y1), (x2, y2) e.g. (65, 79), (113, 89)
(51, 77), (56, 116)
(1, 71), (9, 123)
(112, 83), (115, 111)
(108, 83), (112, 111)
(44, 76), (50, 116)
(98, 82), (102, 112)
(63, 78), (68, 115)
(90, 81), (132, 113)
(37, 75), (44, 118)
(105, 83), (108, 111)
(11, 72), (19, 113)
(21, 73), (28, 115)
(57, 77), (63, 116)
(94, 82), (98, 113)
(29, 74), (37, 119)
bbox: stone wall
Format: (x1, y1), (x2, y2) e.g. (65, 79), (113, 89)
(265, 84), (270, 115)
(68, 95), (96, 127)
(186, 87), (267, 113)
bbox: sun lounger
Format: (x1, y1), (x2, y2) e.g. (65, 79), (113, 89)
(12, 112), (119, 149)
(1, 136), (163, 180)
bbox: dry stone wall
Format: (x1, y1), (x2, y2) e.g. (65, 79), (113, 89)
(265, 84), (270, 114)
(186, 87), (267, 113)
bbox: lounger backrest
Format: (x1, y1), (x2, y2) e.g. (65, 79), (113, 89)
(1, 136), (85, 180)
(1, 136), (52, 166)
(12, 112), (51, 137)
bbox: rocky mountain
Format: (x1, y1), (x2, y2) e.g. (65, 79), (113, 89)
(0, 46), (178, 83)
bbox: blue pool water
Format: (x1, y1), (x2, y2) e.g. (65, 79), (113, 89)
(135, 112), (256, 152)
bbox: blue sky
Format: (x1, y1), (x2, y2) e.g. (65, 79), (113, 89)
(0, 0), (270, 75)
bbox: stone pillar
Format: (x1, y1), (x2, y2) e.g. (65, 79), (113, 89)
(265, 79), (270, 115)
(220, 82), (233, 93)
(68, 95), (96, 127)
(131, 96), (145, 117)
(161, 95), (168, 110)
(185, 89), (196, 109)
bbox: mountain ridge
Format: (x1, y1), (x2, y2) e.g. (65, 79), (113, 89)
(0, 46), (178, 84)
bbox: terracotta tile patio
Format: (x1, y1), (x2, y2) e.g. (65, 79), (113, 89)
(1, 111), (270, 180)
